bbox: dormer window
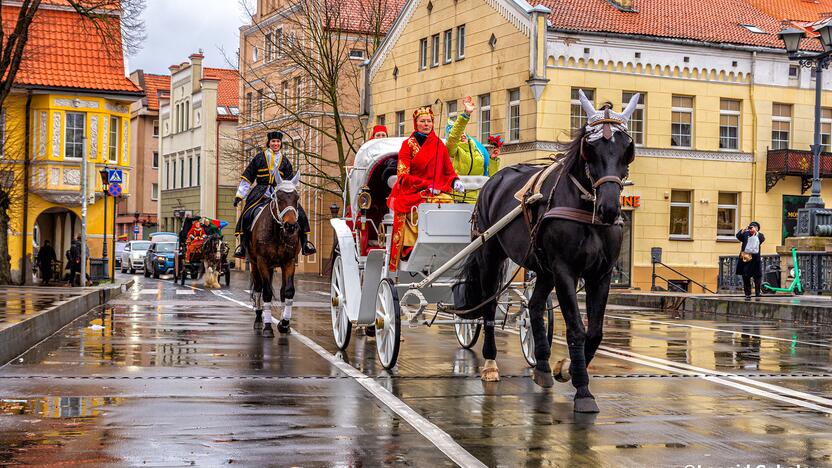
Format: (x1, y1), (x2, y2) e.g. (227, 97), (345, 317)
(739, 24), (765, 34)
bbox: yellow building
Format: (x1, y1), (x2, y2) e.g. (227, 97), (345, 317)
(365, 0), (832, 291)
(2, 4), (143, 283)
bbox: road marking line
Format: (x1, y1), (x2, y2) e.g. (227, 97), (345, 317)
(605, 313), (832, 349)
(175, 290), (195, 295)
(435, 311), (832, 414)
(138, 289), (159, 294)
(212, 290), (485, 468)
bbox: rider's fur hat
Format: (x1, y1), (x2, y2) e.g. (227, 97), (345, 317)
(267, 131), (283, 143)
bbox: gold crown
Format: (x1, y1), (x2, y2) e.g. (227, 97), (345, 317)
(412, 107), (434, 120)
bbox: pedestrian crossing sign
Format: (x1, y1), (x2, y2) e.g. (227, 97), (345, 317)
(107, 169), (123, 184)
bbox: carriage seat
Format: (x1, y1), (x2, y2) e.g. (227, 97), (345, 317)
(399, 202), (475, 273)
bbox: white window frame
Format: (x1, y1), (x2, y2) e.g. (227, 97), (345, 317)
(508, 88), (520, 142)
(716, 192), (739, 239)
(196, 155), (201, 186)
(151, 183), (159, 200)
(165, 159), (170, 189)
(671, 95), (693, 149)
(479, 94), (491, 142)
(719, 99), (740, 151)
(821, 108), (832, 153)
(622, 91), (645, 146)
(443, 29), (452, 64)
(188, 155), (193, 187)
(64, 111), (85, 159)
(570, 88), (594, 132)
(275, 28), (283, 58)
(179, 157), (185, 188)
(447, 100), (458, 121)
(430, 34), (440, 67)
(108, 116), (119, 163)
(152, 151), (159, 169)
(771, 103), (791, 150)
(396, 111), (405, 137)
(419, 38), (428, 70)
(456, 25), (465, 60)
(171, 159), (177, 189)
(153, 119), (159, 137)
(265, 32), (273, 62)
(377, 114), (385, 126)
(669, 190), (693, 239)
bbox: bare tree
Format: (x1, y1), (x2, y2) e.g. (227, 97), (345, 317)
(0, 0), (145, 284)
(237, 0), (397, 201)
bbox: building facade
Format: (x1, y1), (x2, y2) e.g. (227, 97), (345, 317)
(237, 0), (403, 273)
(122, 71), (169, 240)
(157, 54), (240, 238)
(2, 3), (143, 283)
(366, 0), (832, 291)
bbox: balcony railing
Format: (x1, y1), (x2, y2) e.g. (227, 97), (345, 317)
(766, 148), (832, 192)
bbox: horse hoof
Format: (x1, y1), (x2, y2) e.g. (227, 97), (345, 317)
(532, 368), (554, 388)
(480, 359), (500, 382)
(554, 358), (572, 383)
(262, 323), (275, 338)
(277, 319), (291, 334)
(254, 311), (263, 330)
(574, 397), (600, 414)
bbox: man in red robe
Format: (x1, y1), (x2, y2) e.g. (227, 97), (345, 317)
(387, 107), (463, 271)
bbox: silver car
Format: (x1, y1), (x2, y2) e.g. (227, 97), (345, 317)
(120, 240), (151, 274)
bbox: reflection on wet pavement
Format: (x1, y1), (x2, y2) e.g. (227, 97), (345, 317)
(0, 287), (81, 331)
(0, 274), (830, 466)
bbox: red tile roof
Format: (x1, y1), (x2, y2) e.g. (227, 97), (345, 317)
(141, 74), (171, 111)
(332, 0), (407, 34)
(537, 0), (832, 50)
(204, 67), (239, 108)
(2, 4), (142, 94)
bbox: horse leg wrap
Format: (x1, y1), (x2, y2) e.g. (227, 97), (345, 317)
(282, 299), (293, 321)
(253, 294), (263, 311)
(262, 303), (273, 325)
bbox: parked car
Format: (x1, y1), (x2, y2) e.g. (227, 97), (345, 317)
(114, 241), (127, 268)
(144, 241), (177, 278)
(120, 240), (151, 274)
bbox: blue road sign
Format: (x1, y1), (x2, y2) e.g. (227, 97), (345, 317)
(107, 169), (123, 184)
(133, 225), (140, 234)
(107, 183), (122, 197)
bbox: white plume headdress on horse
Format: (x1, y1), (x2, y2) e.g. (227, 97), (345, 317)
(274, 170), (301, 193)
(579, 90), (640, 142)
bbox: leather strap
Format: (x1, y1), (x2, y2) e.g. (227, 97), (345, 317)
(543, 206), (609, 225)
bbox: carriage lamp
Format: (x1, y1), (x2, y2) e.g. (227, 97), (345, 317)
(778, 28), (804, 54)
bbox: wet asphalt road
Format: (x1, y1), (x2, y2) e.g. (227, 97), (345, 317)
(1, 273), (831, 467)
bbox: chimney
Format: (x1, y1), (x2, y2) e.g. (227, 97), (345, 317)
(608, 0), (637, 12)
(190, 52), (204, 92)
(168, 64), (180, 74)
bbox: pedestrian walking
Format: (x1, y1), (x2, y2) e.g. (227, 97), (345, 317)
(736, 221), (765, 299)
(36, 240), (57, 285)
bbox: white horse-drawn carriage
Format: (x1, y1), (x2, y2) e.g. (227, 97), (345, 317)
(329, 138), (553, 369)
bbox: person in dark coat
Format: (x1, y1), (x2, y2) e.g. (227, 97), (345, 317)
(232, 130), (316, 258)
(36, 240), (57, 285)
(736, 221), (765, 299)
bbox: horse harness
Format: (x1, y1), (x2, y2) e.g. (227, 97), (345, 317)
(267, 181), (299, 228)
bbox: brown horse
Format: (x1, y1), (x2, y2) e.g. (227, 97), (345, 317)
(247, 172), (302, 337)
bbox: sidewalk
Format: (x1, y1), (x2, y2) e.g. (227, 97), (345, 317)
(608, 290), (832, 325)
(0, 281), (133, 365)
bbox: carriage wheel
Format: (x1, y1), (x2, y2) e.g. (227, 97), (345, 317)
(454, 321), (481, 349)
(375, 278), (401, 370)
(330, 255), (352, 351)
(519, 296), (555, 368)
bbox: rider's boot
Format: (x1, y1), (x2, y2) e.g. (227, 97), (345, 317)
(234, 236), (246, 259)
(300, 231), (316, 256)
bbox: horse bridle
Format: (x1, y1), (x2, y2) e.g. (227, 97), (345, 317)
(268, 188), (299, 227)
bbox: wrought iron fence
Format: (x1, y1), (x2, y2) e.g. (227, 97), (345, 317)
(718, 252), (832, 293)
(718, 254), (780, 292)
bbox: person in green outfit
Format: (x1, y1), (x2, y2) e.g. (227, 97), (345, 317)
(445, 96), (501, 203)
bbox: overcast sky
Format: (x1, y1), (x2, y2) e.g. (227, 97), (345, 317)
(127, 0), (250, 74)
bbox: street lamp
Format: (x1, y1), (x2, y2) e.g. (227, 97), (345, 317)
(779, 22), (832, 236)
(329, 203), (339, 218)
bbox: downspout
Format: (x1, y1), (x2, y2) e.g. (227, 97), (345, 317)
(215, 119), (220, 219)
(750, 51), (758, 221)
(20, 91), (32, 285)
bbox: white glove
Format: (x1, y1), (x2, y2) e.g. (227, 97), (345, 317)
(453, 180), (465, 193)
(429, 187), (442, 195)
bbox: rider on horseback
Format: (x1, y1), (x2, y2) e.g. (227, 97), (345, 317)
(233, 130), (316, 258)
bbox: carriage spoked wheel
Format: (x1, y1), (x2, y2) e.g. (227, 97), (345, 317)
(374, 278), (401, 370)
(330, 255), (352, 351)
(519, 292), (555, 368)
(454, 321), (481, 349)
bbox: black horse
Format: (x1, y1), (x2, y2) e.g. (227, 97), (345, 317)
(457, 91), (639, 413)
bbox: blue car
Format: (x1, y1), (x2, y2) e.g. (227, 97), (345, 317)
(143, 241), (177, 279)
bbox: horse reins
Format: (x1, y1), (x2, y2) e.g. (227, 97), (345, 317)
(268, 189), (298, 227)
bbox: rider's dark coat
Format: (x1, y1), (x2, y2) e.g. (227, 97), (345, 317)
(235, 150), (309, 235)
